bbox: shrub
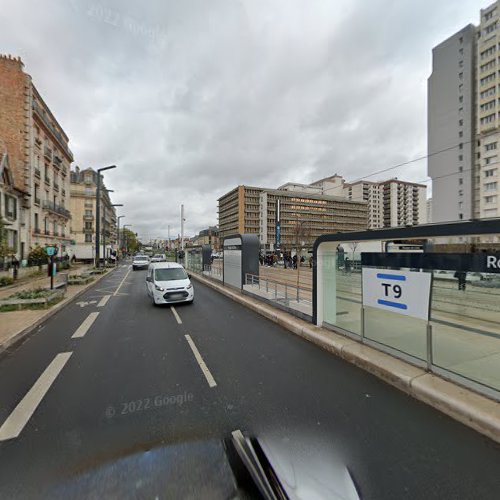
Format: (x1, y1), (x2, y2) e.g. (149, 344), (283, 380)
(11, 288), (51, 300)
(0, 276), (14, 287)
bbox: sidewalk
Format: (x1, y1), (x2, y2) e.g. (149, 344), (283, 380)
(0, 265), (114, 355)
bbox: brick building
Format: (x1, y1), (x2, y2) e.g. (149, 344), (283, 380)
(0, 54), (72, 259)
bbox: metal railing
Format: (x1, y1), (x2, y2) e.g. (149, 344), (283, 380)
(244, 273), (312, 305)
(42, 200), (71, 219)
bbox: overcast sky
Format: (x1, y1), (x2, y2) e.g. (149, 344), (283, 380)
(1, 0), (483, 239)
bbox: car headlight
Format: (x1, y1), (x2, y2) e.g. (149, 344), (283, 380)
(155, 284), (165, 291)
(186, 284), (193, 290)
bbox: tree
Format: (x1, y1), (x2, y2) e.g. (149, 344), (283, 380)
(28, 245), (47, 270)
(122, 228), (139, 254)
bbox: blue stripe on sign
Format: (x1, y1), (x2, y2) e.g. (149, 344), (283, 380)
(377, 299), (408, 310)
(376, 273), (406, 281)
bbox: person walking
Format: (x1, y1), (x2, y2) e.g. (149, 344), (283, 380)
(344, 257), (351, 275)
(454, 270), (467, 291)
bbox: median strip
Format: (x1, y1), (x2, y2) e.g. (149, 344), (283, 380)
(0, 352), (72, 441)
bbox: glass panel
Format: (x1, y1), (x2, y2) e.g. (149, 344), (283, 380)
(431, 269), (500, 391)
(336, 251), (362, 335)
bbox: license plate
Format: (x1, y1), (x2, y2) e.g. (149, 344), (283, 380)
(170, 293), (184, 299)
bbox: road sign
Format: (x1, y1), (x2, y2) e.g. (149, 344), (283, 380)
(362, 268), (432, 321)
(45, 246), (57, 257)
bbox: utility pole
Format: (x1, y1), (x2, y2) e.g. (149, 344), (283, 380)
(168, 225), (170, 250)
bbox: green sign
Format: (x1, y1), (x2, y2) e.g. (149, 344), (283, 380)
(45, 246), (57, 257)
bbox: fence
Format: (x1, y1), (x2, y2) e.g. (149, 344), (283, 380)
(243, 273), (312, 319)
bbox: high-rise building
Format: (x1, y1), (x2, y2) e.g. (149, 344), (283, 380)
(0, 54), (73, 258)
(69, 167), (117, 260)
(428, 2), (500, 227)
(218, 183), (368, 250)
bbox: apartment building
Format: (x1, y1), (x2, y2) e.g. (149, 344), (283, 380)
(301, 174), (427, 229)
(218, 184), (367, 250)
(0, 146), (23, 258)
(192, 226), (220, 249)
(428, 2), (500, 230)
(69, 167), (117, 259)
(0, 54), (72, 258)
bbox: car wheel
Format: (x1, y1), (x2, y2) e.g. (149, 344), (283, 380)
(132, 266), (136, 271)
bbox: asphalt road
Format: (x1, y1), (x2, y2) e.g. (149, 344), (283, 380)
(0, 263), (499, 499)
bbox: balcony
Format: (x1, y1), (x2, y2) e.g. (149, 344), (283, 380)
(42, 200), (71, 219)
(33, 227), (41, 234)
(34, 196), (41, 205)
(34, 167), (41, 179)
(61, 188), (66, 197)
(53, 181), (59, 192)
(44, 229), (50, 236)
(44, 175), (50, 186)
(53, 153), (62, 168)
(32, 101), (74, 162)
(83, 214), (94, 221)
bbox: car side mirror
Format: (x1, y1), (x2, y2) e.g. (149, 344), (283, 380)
(146, 277), (151, 282)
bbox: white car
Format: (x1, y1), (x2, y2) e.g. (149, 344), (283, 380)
(132, 255), (150, 270)
(146, 262), (194, 305)
(150, 254), (166, 263)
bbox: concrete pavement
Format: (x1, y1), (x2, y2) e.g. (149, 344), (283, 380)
(0, 264), (499, 498)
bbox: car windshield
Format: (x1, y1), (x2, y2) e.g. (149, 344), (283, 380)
(155, 268), (187, 281)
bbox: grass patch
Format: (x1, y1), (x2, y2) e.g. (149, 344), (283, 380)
(10, 288), (52, 300)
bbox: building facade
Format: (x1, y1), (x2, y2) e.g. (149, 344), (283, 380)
(192, 226), (220, 249)
(0, 148), (23, 259)
(218, 183), (368, 250)
(428, 2), (500, 229)
(69, 167), (117, 259)
(0, 54), (72, 258)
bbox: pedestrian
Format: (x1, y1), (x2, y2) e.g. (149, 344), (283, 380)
(309, 256), (313, 268)
(11, 254), (19, 281)
(345, 257), (351, 275)
(292, 254), (297, 269)
(454, 270), (467, 291)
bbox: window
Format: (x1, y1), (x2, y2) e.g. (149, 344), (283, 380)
(34, 213), (39, 231)
(85, 233), (92, 243)
(480, 113), (496, 125)
(84, 221), (92, 229)
(485, 195), (497, 203)
(459, 213), (464, 219)
(459, 131), (463, 138)
(459, 83), (463, 92)
(481, 60), (496, 72)
(480, 73), (496, 85)
(459, 155), (463, 161)
(485, 9), (496, 22)
(459, 178), (463, 185)
(480, 99), (496, 111)
(485, 168), (497, 177)
(459, 166), (463, 172)
(459, 201), (463, 209)
(459, 60), (464, 68)
(480, 86), (496, 98)
(485, 21), (498, 35)
(485, 141), (498, 150)
(85, 187), (93, 196)
(459, 119), (464, 126)
(459, 95), (463, 103)
(44, 217), (48, 233)
(481, 45), (496, 58)
(485, 181), (498, 190)
(53, 221), (57, 235)
(459, 189), (463, 196)
(458, 72), (463, 80)
(4, 195), (17, 220)
(85, 209), (92, 216)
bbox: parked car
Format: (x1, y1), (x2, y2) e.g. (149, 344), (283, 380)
(146, 262), (194, 305)
(132, 255), (150, 270)
(151, 254), (167, 263)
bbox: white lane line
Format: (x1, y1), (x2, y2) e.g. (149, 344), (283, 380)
(114, 267), (132, 296)
(97, 295), (111, 308)
(171, 306), (182, 324)
(72, 312), (100, 339)
(0, 352), (72, 441)
(184, 335), (217, 388)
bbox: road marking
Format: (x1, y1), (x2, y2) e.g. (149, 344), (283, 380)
(72, 312), (100, 338)
(171, 306), (182, 324)
(76, 300), (97, 308)
(184, 334), (217, 388)
(98, 295), (111, 307)
(0, 352), (72, 441)
(114, 267), (132, 296)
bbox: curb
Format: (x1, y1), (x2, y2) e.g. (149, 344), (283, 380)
(192, 272), (500, 444)
(0, 267), (117, 356)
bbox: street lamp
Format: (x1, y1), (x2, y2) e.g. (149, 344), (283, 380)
(117, 215), (125, 257)
(95, 165), (116, 267)
(109, 204), (123, 263)
(101, 189), (115, 265)
(123, 224), (132, 255)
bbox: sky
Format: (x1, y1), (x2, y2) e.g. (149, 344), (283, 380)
(0, 0), (484, 239)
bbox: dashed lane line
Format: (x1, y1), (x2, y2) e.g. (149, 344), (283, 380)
(171, 306), (182, 324)
(114, 267), (132, 296)
(0, 352), (73, 441)
(184, 335), (217, 388)
(72, 312), (100, 339)
(97, 295), (111, 307)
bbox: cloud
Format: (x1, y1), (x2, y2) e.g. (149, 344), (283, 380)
(0, 0), (481, 238)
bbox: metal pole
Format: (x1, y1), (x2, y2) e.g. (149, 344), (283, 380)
(50, 255), (54, 290)
(285, 283), (288, 301)
(181, 204), (185, 250)
(95, 174), (101, 267)
(275, 281), (277, 299)
(102, 208), (106, 266)
(426, 323), (433, 371)
(361, 306), (365, 341)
